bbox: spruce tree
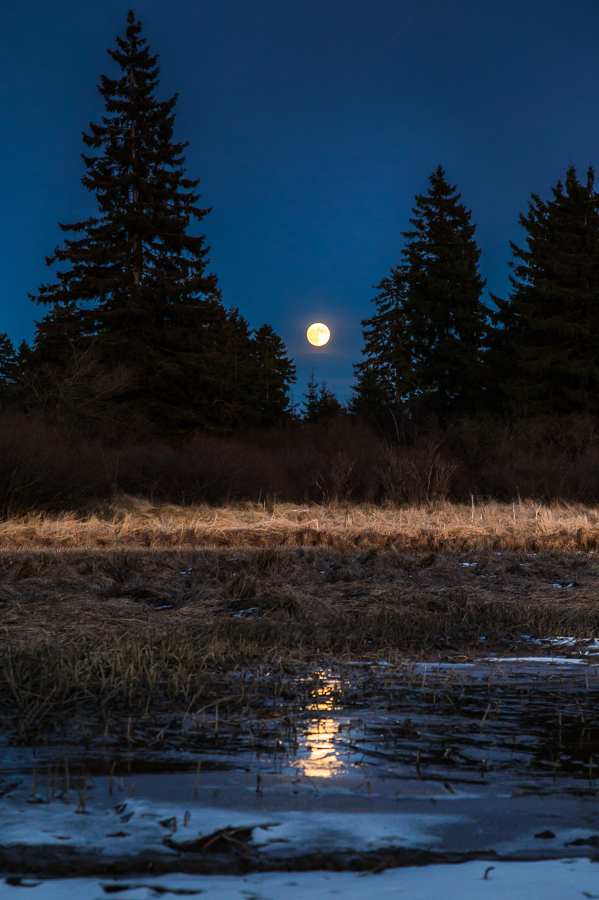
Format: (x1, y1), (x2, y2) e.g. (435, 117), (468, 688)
(489, 165), (599, 416)
(303, 371), (342, 422)
(401, 166), (488, 419)
(316, 380), (343, 420)
(353, 166), (488, 425)
(0, 334), (19, 404)
(302, 370), (320, 422)
(351, 264), (414, 430)
(30, 10), (224, 435)
(251, 324), (296, 427)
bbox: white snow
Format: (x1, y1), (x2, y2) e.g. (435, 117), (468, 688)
(0, 792), (461, 857)
(1, 859), (597, 899)
(248, 810), (459, 852)
(485, 656), (588, 664)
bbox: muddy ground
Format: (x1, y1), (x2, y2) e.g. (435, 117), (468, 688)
(1, 546), (599, 652)
(1, 543), (599, 881)
(0, 547), (599, 636)
(0, 656), (598, 878)
(0, 545), (598, 735)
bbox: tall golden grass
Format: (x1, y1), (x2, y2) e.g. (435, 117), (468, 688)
(2, 496), (599, 551)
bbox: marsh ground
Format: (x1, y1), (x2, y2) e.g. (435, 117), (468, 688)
(1, 501), (599, 890)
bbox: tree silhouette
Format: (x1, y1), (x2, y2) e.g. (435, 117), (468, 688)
(29, 10), (242, 436)
(489, 165), (599, 416)
(354, 166), (488, 427)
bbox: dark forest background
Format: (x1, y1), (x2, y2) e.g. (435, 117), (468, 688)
(3, 12), (599, 514)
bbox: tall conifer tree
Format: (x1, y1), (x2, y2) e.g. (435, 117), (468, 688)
(251, 324), (296, 427)
(351, 264), (414, 430)
(0, 334), (19, 404)
(489, 165), (599, 416)
(30, 11), (226, 434)
(401, 166), (488, 419)
(353, 166), (488, 425)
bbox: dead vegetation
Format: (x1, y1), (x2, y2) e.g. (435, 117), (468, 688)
(2, 497), (599, 552)
(2, 497), (599, 739)
(6, 411), (599, 516)
(1, 539), (598, 737)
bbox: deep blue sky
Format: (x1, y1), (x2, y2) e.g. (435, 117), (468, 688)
(2, 0), (599, 403)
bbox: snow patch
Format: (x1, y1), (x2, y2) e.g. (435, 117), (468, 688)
(1, 859), (596, 900)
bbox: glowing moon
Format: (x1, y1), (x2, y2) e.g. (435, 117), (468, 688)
(307, 323), (330, 346)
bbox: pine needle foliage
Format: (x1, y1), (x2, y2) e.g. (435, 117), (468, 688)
(302, 370), (342, 422)
(351, 265), (413, 431)
(353, 166), (489, 429)
(252, 324), (297, 427)
(401, 165), (489, 419)
(0, 334), (19, 403)
(30, 10), (230, 435)
(489, 165), (599, 416)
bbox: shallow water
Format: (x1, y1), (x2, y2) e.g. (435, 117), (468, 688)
(1, 655), (599, 881)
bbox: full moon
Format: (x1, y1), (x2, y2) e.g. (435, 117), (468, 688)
(307, 323), (331, 346)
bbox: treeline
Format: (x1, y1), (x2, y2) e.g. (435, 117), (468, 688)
(0, 12), (297, 442)
(4, 156), (596, 439)
(352, 163), (599, 430)
(2, 11), (599, 510)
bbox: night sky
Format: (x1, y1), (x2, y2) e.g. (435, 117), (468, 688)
(2, 0), (598, 404)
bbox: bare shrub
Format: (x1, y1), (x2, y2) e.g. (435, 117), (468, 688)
(376, 445), (411, 505)
(377, 436), (458, 505)
(0, 411), (110, 516)
(279, 418), (382, 504)
(18, 341), (135, 441)
(406, 437), (458, 503)
(114, 433), (291, 505)
(5, 405), (599, 515)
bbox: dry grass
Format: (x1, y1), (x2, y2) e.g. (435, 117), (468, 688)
(2, 496), (599, 551)
(2, 498), (599, 737)
(1, 538), (599, 735)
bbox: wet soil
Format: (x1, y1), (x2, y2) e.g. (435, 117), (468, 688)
(2, 546), (599, 877)
(1, 547), (599, 675)
(2, 547), (599, 625)
(1, 658), (599, 877)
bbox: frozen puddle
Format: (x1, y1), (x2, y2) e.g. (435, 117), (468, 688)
(1, 653), (599, 881)
(0, 781), (458, 856)
(406, 654), (599, 677)
(1, 763), (598, 868)
(3, 859), (598, 899)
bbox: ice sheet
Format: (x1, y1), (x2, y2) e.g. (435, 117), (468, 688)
(0, 790), (460, 857)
